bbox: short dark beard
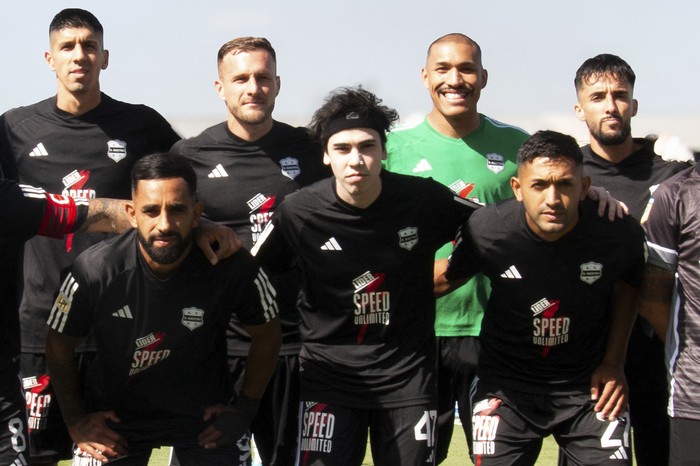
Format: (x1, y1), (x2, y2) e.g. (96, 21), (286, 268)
(137, 230), (192, 265)
(589, 120), (632, 146)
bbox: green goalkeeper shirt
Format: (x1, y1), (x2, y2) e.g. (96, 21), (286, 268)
(385, 115), (528, 336)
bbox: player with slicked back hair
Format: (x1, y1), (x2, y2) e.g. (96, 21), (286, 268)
(573, 53), (689, 466)
(0, 8), (182, 465)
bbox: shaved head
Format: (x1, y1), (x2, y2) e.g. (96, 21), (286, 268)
(427, 33), (482, 66)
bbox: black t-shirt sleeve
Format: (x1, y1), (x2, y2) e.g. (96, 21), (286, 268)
(0, 114), (18, 180)
(169, 138), (186, 155)
(445, 214), (484, 281)
(46, 265), (94, 338)
(250, 203), (297, 274)
(424, 178), (480, 246)
(619, 220), (647, 288)
(228, 251), (280, 326)
(644, 180), (680, 271)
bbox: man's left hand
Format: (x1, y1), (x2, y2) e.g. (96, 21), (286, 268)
(590, 362), (628, 420)
(587, 186), (629, 221)
(195, 221), (242, 265)
(198, 395), (259, 449)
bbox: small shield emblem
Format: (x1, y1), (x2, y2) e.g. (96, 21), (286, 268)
(107, 139), (127, 163)
(486, 153), (505, 174)
(55, 292), (72, 313)
(182, 307), (204, 330)
(398, 227), (418, 251)
(580, 262), (603, 285)
(280, 157), (301, 180)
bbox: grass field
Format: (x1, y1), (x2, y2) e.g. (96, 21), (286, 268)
(58, 431), (562, 465)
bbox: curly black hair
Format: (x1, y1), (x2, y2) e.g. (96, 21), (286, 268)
(308, 86), (399, 151)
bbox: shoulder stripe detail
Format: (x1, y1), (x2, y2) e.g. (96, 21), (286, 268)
(482, 115), (529, 135)
(253, 268), (279, 322)
(11, 454), (28, 466)
(47, 273), (79, 332)
(646, 241), (679, 269)
(19, 184), (46, 199)
(667, 289), (683, 417)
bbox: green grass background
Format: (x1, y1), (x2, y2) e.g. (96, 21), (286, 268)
(59, 431), (561, 465)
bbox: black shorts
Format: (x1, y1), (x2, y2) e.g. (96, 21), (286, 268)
(297, 400), (437, 466)
(669, 417), (700, 466)
(0, 357), (29, 465)
(21, 352), (94, 463)
(472, 382), (631, 465)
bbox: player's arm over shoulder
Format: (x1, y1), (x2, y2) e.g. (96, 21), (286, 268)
(435, 205), (490, 297)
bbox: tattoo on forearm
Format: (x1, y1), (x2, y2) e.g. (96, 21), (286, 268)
(82, 199), (130, 233)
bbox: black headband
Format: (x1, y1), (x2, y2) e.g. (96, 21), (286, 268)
(323, 112), (385, 142)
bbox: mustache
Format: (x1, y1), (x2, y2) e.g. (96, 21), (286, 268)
(440, 82), (476, 92)
(148, 231), (183, 243)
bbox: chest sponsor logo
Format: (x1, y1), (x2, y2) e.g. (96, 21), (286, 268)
(353, 272), (390, 342)
(182, 307), (204, 330)
(398, 226), (418, 251)
(247, 193), (276, 244)
(130, 332), (170, 376)
(580, 262), (603, 284)
(448, 179), (476, 200)
(280, 157), (301, 180)
(107, 139), (127, 163)
(486, 153), (505, 174)
(531, 297), (569, 356)
(61, 169), (96, 198)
